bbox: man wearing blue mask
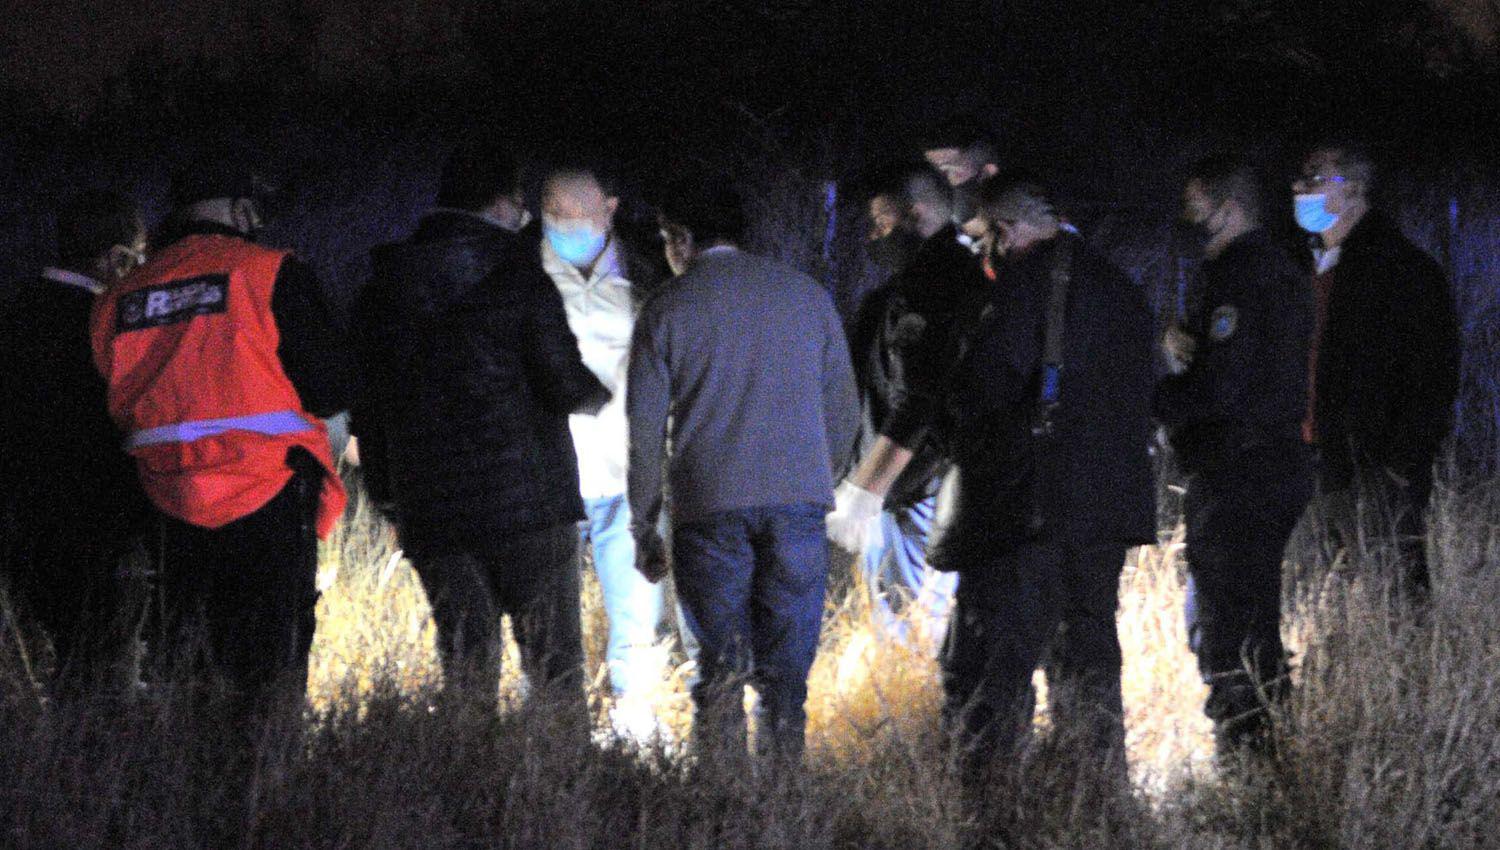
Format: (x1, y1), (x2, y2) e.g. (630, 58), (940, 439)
(538, 164), (671, 745)
(1293, 142), (1460, 605)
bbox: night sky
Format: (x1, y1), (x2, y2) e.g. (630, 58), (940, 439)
(4, 1), (228, 109)
(7, 2), (1498, 152)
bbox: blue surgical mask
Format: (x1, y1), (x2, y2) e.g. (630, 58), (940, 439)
(544, 217), (608, 267)
(1294, 193), (1338, 234)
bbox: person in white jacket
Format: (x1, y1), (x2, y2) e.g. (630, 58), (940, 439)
(539, 165), (668, 743)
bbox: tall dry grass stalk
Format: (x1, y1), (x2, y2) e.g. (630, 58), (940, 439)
(2, 474), (1497, 848)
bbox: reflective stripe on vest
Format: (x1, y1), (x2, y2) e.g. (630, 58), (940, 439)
(124, 410), (316, 451)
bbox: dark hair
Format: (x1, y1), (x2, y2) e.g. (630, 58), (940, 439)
(55, 190), (139, 266)
(902, 164), (951, 212)
(857, 161), (949, 212)
(656, 177), (747, 245)
(1187, 152), (1267, 221)
(854, 161), (912, 208)
(437, 143), (520, 211)
(169, 152), (261, 208)
(922, 115), (999, 159)
(1305, 137), (1377, 190)
(540, 151), (622, 198)
(977, 169), (1058, 224)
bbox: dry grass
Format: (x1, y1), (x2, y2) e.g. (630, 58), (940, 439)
(2, 472), (1498, 849)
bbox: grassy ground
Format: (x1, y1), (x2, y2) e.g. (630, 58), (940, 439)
(2, 474), (1498, 849)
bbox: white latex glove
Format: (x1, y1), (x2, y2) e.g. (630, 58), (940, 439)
(826, 479), (884, 554)
(1161, 324), (1197, 375)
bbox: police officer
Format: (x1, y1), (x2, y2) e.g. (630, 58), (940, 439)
(92, 157), (354, 719)
(1154, 153), (1314, 755)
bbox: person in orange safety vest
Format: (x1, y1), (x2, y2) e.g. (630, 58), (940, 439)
(91, 157), (355, 719)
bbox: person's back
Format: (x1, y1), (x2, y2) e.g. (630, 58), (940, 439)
(634, 247), (855, 521)
(353, 144), (607, 717)
(90, 162), (352, 719)
(626, 180), (856, 764)
(363, 210), (607, 552)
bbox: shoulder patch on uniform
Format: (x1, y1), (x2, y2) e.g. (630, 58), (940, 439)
(118, 275), (229, 332)
(1208, 305), (1238, 342)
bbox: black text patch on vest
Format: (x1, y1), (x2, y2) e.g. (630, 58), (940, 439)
(118, 275), (229, 332)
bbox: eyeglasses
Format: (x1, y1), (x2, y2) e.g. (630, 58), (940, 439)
(1296, 174), (1349, 189)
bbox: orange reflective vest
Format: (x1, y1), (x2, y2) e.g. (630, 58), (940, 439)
(91, 233), (346, 538)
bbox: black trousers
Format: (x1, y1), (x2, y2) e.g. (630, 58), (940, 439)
(407, 523), (585, 718)
(152, 465), (321, 719)
(4, 511), (144, 699)
(941, 540), (1129, 777)
(1183, 444), (1313, 744)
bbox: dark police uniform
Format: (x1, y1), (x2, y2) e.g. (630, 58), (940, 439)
(1153, 228), (1313, 751)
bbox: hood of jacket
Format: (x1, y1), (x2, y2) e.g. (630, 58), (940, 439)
(371, 210), (523, 317)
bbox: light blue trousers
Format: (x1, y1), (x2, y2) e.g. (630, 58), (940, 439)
(859, 493), (956, 649)
(582, 495), (666, 698)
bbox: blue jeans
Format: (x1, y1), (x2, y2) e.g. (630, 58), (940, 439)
(672, 502), (829, 761)
(859, 493), (956, 648)
(582, 495), (665, 699)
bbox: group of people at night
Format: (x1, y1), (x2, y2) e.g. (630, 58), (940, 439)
(0, 115), (1462, 786)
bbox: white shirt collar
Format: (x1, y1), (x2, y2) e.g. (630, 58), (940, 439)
(698, 244), (738, 259)
(1314, 245), (1342, 275)
(41, 266), (103, 295)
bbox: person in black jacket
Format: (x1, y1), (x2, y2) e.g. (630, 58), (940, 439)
(0, 191), (151, 700)
(937, 174), (1156, 783)
(1156, 154), (1314, 755)
(830, 164), (981, 648)
(1293, 142), (1461, 603)
(353, 144), (609, 717)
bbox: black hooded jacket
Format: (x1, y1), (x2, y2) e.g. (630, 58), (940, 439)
(353, 211), (610, 554)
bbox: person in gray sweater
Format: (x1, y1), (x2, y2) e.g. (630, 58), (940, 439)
(626, 178), (857, 763)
